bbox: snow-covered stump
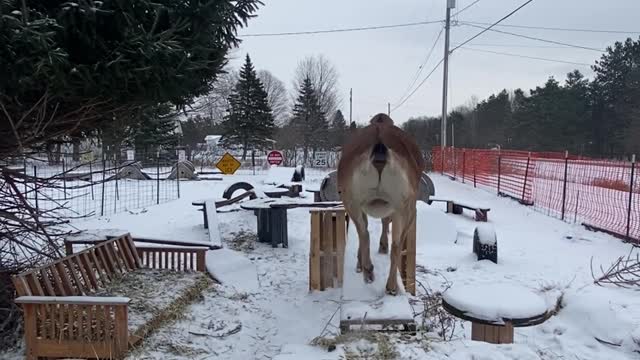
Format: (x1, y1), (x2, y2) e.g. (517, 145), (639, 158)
(473, 224), (498, 264)
(309, 208), (347, 291)
(442, 283), (551, 344)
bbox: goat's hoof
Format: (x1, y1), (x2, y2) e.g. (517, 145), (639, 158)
(385, 286), (398, 296)
(378, 245), (388, 254)
(363, 266), (375, 283)
(355, 264), (362, 273)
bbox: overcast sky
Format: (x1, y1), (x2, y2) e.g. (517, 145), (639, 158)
(230, 0), (640, 125)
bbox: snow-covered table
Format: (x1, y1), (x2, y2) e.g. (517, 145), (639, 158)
(442, 283), (551, 344)
(240, 198), (343, 248)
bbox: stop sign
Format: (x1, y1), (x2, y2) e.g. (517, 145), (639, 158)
(267, 150), (284, 165)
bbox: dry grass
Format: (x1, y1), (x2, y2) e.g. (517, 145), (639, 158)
(225, 231), (257, 252)
(129, 275), (212, 344)
(312, 331), (399, 360)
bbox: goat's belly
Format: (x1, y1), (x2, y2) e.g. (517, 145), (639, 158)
(362, 199), (395, 219)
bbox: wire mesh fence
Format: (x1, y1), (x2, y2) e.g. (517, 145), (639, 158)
(433, 147), (639, 244)
(3, 149), (182, 219)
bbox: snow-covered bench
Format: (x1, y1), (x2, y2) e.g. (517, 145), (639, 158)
(430, 197), (490, 221)
(12, 233), (209, 360)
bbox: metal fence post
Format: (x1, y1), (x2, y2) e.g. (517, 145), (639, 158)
(522, 152), (531, 202)
(156, 151), (160, 205)
(561, 150), (569, 221)
(62, 158), (67, 200)
(176, 156), (181, 199)
(497, 153), (502, 195)
(33, 166), (39, 211)
(462, 150), (466, 183)
(627, 154), (636, 241)
(23, 156), (27, 195)
(89, 159), (95, 200)
(473, 151), (477, 188)
(101, 153), (106, 217)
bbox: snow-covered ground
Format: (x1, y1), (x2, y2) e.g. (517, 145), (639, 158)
(5, 171), (640, 359)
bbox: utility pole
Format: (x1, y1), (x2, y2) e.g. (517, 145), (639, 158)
(387, 102), (391, 116)
(349, 88), (353, 124)
(441, 0), (455, 149)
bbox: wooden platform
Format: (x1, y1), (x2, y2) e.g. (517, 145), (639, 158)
(339, 221), (416, 333)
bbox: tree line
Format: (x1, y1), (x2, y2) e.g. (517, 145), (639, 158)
(181, 54), (353, 162)
(401, 37), (640, 159)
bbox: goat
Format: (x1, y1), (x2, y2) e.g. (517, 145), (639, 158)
(337, 113), (425, 295)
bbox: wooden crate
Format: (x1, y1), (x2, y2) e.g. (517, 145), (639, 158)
(309, 208), (347, 291)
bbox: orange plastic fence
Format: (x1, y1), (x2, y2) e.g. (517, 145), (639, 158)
(432, 147), (639, 243)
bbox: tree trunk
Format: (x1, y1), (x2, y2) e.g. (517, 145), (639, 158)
(72, 138), (80, 162)
(242, 142), (248, 160)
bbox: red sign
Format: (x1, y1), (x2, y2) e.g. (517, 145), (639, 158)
(267, 150), (284, 165)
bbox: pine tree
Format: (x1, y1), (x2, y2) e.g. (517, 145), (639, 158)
(291, 77), (329, 162)
(220, 54), (275, 159)
(132, 104), (180, 157)
(330, 110), (348, 148)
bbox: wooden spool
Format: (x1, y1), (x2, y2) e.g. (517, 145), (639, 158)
(309, 208), (347, 291)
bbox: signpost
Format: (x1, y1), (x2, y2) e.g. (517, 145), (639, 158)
(216, 152), (242, 175)
(314, 151), (328, 167)
(267, 150), (284, 166)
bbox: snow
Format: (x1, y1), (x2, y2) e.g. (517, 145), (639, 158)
(475, 223), (497, 245)
(264, 165), (296, 185)
(442, 283), (548, 323)
(206, 248), (259, 294)
(4, 172), (640, 360)
(273, 344), (343, 360)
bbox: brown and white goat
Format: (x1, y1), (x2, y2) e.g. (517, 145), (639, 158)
(337, 113), (425, 295)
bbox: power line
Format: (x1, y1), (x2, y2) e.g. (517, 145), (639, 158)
(395, 26), (444, 104)
(452, 42), (567, 48)
(240, 20), (443, 37)
(453, 0), (482, 17)
(392, 58), (444, 112)
(462, 20), (640, 34)
(459, 46), (592, 66)
(460, 22), (605, 52)
(451, 0), (535, 52)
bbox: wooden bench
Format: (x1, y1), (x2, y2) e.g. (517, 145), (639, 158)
(430, 197), (490, 222)
(12, 233), (208, 360)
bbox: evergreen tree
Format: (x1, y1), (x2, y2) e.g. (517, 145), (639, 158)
(291, 77), (329, 162)
(330, 110), (348, 148)
(0, 0), (262, 159)
(132, 104), (180, 157)
(220, 54), (275, 159)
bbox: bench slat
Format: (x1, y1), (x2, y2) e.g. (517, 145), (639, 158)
(39, 269), (55, 296)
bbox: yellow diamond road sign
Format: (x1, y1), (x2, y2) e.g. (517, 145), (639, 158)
(216, 152), (241, 175)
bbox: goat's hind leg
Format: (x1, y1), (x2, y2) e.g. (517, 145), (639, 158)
(378, 217), (391, 254)
(351, 211), (374, 283)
